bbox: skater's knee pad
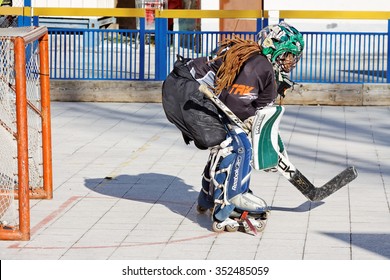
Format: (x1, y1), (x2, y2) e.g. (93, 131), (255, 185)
(225, 128), (252, 200)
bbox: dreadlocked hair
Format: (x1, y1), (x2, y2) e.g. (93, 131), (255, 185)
(212, 35), (262, 94)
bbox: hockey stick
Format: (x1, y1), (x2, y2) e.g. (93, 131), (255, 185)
(277, 152), (357, 201)
(199, 84), (250, 134)
(199, 84), (358, 201)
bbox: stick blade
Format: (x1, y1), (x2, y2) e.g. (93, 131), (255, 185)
(309, 166), (358, 201)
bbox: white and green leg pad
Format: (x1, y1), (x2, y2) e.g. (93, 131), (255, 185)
(252, 106), (285, 171)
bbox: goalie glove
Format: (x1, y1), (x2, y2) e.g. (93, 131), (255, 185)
(277, 76), (296, 98)
(243, 116), (255, 130)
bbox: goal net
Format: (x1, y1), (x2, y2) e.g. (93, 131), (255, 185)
(0, 26), (52, 241)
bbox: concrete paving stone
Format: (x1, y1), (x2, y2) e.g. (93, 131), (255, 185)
(175, 222), (214, 233)
(91, 221), (138, 231)
(351, 221), (390, 233)
(260, 237), (307, 251)
(16, 237), (78, 250)
(131, 221), (182, 232)
(212, 233), (263, 246)
(75, 228), (130, 243)
(168, 233), (217, 246)
(121, 234), (174, 245)
(47, 215), (101, 230)
(305, 233), (351, 247)
(308, 223), (350, 233)
(261, 231), (307, 240)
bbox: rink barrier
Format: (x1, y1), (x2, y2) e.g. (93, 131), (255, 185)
(49, 80), (390, 106)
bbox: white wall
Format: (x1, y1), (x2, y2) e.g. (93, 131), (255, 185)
(264, 0), (390, 11)
(265, 0), (389, 32)
(200, 0), (219, 31)
(32, 0), (116, 8)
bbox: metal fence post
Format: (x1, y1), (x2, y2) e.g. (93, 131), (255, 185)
(256, 18), (262, 33)
(262, 18), (269, 30)
(155, 17), (168, 81)
(18, 0), (32, 27)
(387, 19), (390, 83)
(139, 17), (145, 80)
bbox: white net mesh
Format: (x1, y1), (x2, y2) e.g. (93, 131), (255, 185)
(0, 36), (17, 226)
(26, 39), (43, 191)
(0, 27), (44, 227)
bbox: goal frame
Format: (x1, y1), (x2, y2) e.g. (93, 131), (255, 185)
(0, 26), (52, 241)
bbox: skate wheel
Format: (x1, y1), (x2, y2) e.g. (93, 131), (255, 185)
(226, 224), (238, 232)
(255, 220), (266, 232)
(212, 221), (225, 232)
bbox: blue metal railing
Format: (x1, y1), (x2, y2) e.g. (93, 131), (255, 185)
(49, 28), (147, 80)
(47, 25), (389, 83)
(292, 32), (388, 83)
(165, 31), (257, 74)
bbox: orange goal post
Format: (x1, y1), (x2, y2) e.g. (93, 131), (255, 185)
(0, 26), (52, 241)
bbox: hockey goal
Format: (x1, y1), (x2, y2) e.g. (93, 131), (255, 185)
(0, 26), (52, 241)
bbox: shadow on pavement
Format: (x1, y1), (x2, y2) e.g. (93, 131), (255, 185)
(322, 232), (390, 259)
(84, 173), (212, 231)
(271, 201), (325, 212)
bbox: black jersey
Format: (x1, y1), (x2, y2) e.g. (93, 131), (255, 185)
(187, 54), (277, 121)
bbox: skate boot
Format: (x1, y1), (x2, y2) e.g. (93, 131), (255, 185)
(197, 185), (214, 213)
(198, 124), (269, 234)
(196, 162), (215, 213)
(212, 191), (269, 235)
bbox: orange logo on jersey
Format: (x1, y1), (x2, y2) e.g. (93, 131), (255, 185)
(229, 84), (254, 96)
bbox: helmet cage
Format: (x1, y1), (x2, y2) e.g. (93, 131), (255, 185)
(258, 21), (304, 73)
(276, 52), (302, 73)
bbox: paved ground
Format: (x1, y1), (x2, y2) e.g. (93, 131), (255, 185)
(1, 103), (389, 261)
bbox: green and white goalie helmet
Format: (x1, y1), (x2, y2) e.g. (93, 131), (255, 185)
(257, 21), (304, 80)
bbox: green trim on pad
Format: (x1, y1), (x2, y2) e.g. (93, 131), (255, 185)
(256, 106), (283, 169)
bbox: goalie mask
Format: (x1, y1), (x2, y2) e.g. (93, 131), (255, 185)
(257, 21), (304, 96)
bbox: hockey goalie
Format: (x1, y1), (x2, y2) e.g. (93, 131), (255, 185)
(162, 21), (358, 234)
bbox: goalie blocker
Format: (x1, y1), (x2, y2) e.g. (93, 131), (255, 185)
(251, 106), (358, 201)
